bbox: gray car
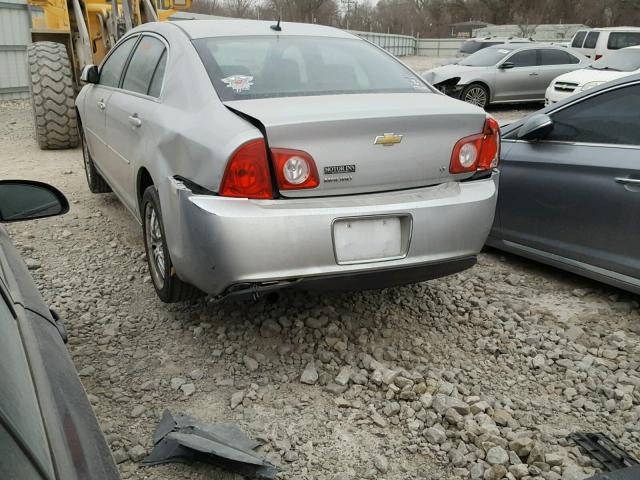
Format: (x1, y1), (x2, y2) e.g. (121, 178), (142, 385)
(423, 44), (589, 108)
(488, 73), (640, 294)
(75, 19), (500, 303)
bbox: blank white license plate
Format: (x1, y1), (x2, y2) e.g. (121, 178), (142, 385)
(333, 217), (402, 264)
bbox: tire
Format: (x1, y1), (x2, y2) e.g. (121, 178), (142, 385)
(27, 41), (79, 150)
(80, 127), (111, 193)
(460, 83), (490, 109)
(142, 186), (203, 303)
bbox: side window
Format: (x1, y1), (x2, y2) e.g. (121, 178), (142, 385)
(607, 32), (640, 50)
(583, 31), (600, 49)
(99, 36), (137, 88)
(540, 49), (578, 65)
(148, 50), (167, 98)
(122, 36), (166, 96)
(571, 31), (587, 48)
(548, 83), (640, 145)
(509, 49), (537, 67)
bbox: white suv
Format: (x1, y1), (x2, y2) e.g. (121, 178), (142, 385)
(570, 27), (640, 60)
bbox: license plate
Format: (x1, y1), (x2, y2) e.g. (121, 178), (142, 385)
(333, 216), (403, 264)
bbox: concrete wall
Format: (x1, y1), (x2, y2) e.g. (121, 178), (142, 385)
(416, 38), (464, 57)
(349, 30), (417, 56)
(0, 0), (31, 100)
(349, 31), (464, 57)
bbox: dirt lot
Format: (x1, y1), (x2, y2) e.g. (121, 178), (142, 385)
(1, 93), (639, 480)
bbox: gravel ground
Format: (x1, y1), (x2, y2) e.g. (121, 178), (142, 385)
(1, 96), (639, 480)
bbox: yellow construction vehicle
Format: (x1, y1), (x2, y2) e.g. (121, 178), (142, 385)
(26, 0), (191, 149)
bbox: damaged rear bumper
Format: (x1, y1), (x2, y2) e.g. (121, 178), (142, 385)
(164, 175), (498, 297)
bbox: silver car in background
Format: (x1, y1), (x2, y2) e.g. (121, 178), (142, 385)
(456, 36), (534, 59)
(76, 19), (500, 303)
(423, 44), (589, 108)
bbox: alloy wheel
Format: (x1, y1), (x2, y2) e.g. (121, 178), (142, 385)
(145, 203), (165, 290)
(464, 87), (487, 107)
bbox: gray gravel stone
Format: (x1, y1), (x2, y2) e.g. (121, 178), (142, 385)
(230, 390), (245, 409)
(424, 425), (446, 444)
(300, 362), (319, 385)
(130, 405), (146, 418)
(374, 454), (389, 473)
(128, 445), (146, 462)
(486, 446), (509, 466)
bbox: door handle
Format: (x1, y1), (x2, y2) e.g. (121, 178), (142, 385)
(529, 72), (539, 76)
(615, 177), (640, 186)
(128, 114), (142, 128)
(97, 100), (106, 110)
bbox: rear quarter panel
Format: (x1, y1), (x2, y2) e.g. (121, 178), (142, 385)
(133, 26), (262, 266)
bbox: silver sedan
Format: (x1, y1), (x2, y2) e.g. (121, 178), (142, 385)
(423, 44), (589, 108)
(76, 19), (499, 302)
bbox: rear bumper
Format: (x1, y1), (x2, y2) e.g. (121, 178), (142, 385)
(165, 174), (498, 296)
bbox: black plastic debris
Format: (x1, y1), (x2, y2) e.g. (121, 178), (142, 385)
(143, 410), (277, 479)
(569, 432), (639, 472)
(586, 465), (640, 480)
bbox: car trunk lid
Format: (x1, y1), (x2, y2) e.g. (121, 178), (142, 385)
(224, 93), (487, 198)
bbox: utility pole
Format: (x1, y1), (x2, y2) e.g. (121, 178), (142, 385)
(341, 0), (355, 29)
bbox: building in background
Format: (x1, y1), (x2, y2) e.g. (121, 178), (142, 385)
(449, 20), (491, 38)
(0, 0), (30, 100)
(473, 24), (589, 42)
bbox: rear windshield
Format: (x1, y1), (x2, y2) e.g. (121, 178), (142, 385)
(607, 32), (640, 50)
(458, 40), (498, 54)
(591, 49), (640, 71)
(460, 46), (513, 66)
(193, 36), (429, 101)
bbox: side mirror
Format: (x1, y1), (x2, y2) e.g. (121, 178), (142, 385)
(0, 180), (69, 222)
(517, 113), (554, 141)
(80, 64), (99, 84)
(499, 62), (515, 69)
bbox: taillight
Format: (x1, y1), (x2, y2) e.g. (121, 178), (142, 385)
(478, 117), (500, 170)
(595, 54), (602, 60)
(219, 139), (273, 199)
(271, 148), (319, 190)
(449, 116), (500, 174)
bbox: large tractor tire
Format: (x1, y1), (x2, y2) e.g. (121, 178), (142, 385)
(27, 41), (79, 150)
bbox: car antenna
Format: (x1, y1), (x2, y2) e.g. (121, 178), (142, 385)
(270, 17), (281, 31)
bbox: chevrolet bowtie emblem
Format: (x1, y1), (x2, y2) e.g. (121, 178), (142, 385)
(374, 133), (403, 146)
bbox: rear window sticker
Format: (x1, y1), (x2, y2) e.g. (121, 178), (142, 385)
(221, 75), (254, 93)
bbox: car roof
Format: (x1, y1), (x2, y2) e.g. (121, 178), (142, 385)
(485, 43), (566, 51)
(169, 19), (357, 40)
(470, 37), (532, 42)
(588, 26), (640, 32)
(484, 43), (519, 51)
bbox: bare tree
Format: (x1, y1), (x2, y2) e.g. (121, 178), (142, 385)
(225, 0), (254, 17)
(190, 0), (221, 15)
(188, 0), (640, 37)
